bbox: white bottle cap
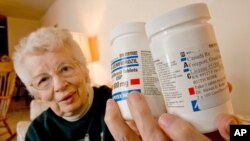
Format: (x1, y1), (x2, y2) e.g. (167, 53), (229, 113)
(110, 22), (145, 45)
(145, 3), (211, 38)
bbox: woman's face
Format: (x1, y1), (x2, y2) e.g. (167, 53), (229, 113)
(23, 47), (89, 117)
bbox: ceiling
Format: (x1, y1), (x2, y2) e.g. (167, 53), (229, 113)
(0, 0), (56, 20)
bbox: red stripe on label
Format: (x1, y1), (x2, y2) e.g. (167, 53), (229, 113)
(189, 87), (195, 95)
(130, 78), (140, 85)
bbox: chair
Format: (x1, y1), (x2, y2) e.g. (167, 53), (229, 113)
(16, 99), (49, 141)
(0, 61), (16, 140)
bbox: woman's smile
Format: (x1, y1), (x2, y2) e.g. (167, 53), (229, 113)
(59, 91), (77, 105)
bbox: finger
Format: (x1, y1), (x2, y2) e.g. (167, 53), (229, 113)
(126, 121), (140, 135)
(158, 113), (211, 141)
(227, 82), (232, 93)
(127, 92), (170, 141)
(104, 99), (141, 141)
(216, 114), (241, 141)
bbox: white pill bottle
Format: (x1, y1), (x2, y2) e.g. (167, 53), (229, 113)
(110, 22), (166, 120)
(145, 3), (234, 133)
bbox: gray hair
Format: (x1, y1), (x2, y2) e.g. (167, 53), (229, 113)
(13, 27), (90, 95)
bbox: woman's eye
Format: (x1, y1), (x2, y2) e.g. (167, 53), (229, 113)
(38, 77), (50, 85)
(60, 65), (75, 76)
(62, 66), (69, 72)
(61, 65), (74, 72)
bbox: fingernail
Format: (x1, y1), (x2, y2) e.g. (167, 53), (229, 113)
(106, 99), (115, 109)
(128, 91), (142, 103)
(229, 119), (238, 125)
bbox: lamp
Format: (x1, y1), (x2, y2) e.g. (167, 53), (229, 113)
(86, 36), (110, 86)
(88, 36), (99, 62)
(71, 32), (109, 85)
(71, 32), (99, 63)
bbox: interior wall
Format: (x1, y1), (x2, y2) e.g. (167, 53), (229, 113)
(42, 0), (250, 116)
(7, 17), (41, 57)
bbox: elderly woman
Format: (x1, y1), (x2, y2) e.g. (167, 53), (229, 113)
(13, 27), (114, 141)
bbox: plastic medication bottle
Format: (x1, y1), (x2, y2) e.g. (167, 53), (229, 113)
(145, 3), (234, 133)
(110, 22), (166, 120)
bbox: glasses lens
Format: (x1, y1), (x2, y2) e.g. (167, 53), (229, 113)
(31, 62), (79, 90)
(32, 75), (52, 90)
(58, 63), (77, 77)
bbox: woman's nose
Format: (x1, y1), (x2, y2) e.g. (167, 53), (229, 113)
(53, 75), (68, 92)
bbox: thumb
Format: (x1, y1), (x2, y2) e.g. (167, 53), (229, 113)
(158, 113), (211, 141)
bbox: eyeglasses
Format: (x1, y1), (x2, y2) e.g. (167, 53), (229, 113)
(30, 61), (80, 90)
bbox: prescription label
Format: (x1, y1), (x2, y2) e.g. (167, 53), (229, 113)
(154, 43), (230, 112)
(111, 50), (162, 102)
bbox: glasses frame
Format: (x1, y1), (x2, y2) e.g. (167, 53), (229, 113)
(29, 60), (81, 90)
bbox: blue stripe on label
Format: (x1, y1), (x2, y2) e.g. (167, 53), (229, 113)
(183, 68), (189, 72)
(111, 55), (138, 65)
(191, 100), (200, 112)
(113, 89), (141, 102)
(180, 57), (187, 62)
(112, 64), (139, 73)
